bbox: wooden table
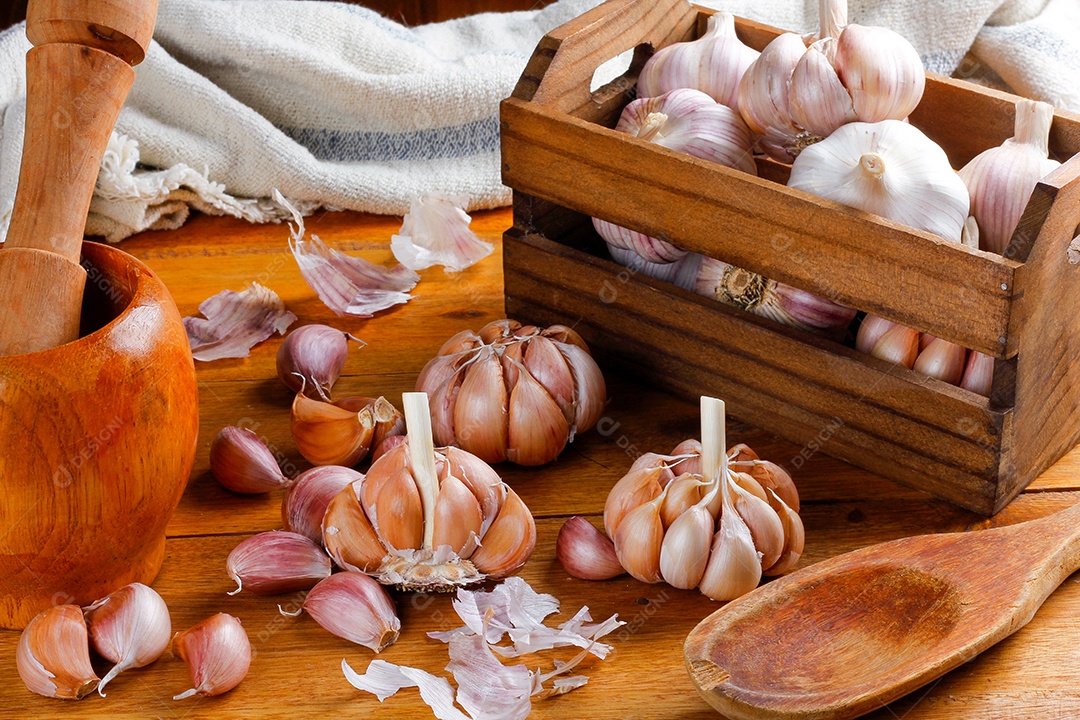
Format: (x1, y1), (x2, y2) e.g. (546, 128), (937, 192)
(3, 207), (1080, 719)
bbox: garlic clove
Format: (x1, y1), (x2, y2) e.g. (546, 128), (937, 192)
(913, 337), (968, 385)
(834, 23), (925, 124)
(417, 353), (467, 447)
(659, 504), (714, 589)
(731, 471), (769, 504)
(737, 32), (806, 161)
(83, 583), (171, 696)
(603, 464), (665, 538)
(855, 315), (895, 354)
(770, 282), (858, 335)
(442, 445), (507, 534)
(276, 324), (355, 400)
(371, 434), (406, 464)
(763, 490), (805, 576)
(612, 497), (665, 583)
(286, 572), (400, 652)
(468, 489), (536, 578)
(523, 335), (575, 426)
(453, 347), (509, 463)
(226, 530), (331, 596)
(698, 476), (762, 601)
(659, 475), (705, 527)
(209, 425), (290, 494)
(172, 613), (251, 700)
(291, 394), (402, 467)
(870, 323), (920, 369)
(506, 365), (570, 466)
(323, 479), (388, 573)
(365, 465), (424, 552)
(637, 11), (759, 108)
(551, 339), (607, 439)
(499, 337), (524, 388)
(742, 460), (800, 514)
(282, 465), (361, 543)
(556, 516), (625, 581)
(432, 475), (483, 555)
(728, 442), (758, 463)
(17, 605), (99, 700)
(480, 318), (520, 345)
(592, 217), (687, 265)
(729, 478), (786, 571)
(789, 38), (856, 139)
(961, 351), (995, 397)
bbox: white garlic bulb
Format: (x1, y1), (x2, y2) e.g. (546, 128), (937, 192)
(637, 12), (759, 108)
(959, 99), (1061, 255)
(788, 120), (969, 243)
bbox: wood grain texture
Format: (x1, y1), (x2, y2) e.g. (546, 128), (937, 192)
(26, 0), (158, 65)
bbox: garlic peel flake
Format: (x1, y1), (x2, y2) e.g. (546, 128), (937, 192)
(183, 282), (296, 361)
(391, 193), (494, 273)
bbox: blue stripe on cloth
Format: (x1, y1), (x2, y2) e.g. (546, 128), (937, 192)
(279, 115), (502, 162)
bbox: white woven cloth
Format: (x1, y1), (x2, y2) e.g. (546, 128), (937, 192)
(0, 0), (1075, 243)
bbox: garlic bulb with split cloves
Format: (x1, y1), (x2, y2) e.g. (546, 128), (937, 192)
(960, 99), (1061, 255)
(291, 393), (403, 467)
(173, 614), (251, 700)
(415, 320), (605, 466)
(17, 605), (99, 699)
(277, 324), (361, 400)
(210, 426), (291, 494)
(83, 583), (171, 696)
(789, 120), (970, 243)
(637, 12), (759, 108)
(322, 392), (537, 591)
(561, 397), (803, 601)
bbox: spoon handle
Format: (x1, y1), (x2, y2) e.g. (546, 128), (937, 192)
(0, 0), (156, 356)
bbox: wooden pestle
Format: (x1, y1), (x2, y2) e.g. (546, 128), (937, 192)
(0, 0), (157, 355)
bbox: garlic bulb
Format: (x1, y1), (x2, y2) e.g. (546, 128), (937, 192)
(566, 397), (804, 601)
(637, 12), (759, 108)
(740, 0), (925, 161)
(291, 393), (403, 466)
(321, 392), (537, 591)
(277, 324), (359, 400)
(17, 605), (99, 699)
(83, 583), (171, 696)
(415, 320), (605, 466)
(282, 571), (400, 652)
(172, 614), (251, 700)
(789, 120), (970, 243)
(210, 425), (291, 494)
(226, 530), (332, 595)
(595, 88), (757, 265)
(960, 99), (1061, 255)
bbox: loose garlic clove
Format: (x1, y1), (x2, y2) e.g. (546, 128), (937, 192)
(468, 489), (536, 578)
(764, 491), (806, 576)
(914, 338), (968, 385)
(17, 605), (99, 700)
(834, 22), (925, 124)
(603, 464), (666, 538)
(173, 614), (251, 700)
(276, 324), (357, 400)
(637, 11), (759, 108)
(659, 504), (714, 589)
(556, 516), (625, 581)
(698, 476), (763, 601)
(729, 479), (786, 571)
(282, 465), (361, 543)
(961, 351), (995, 397)
(210, 426), (290, 494)
(870, 323), (920, 369)
(291, 394), (403, 467)
(432, 475), (483, 555)
(324, 479), (388, 573)
(960, 99), (1061, 255)
(284, 572), (400, 652)
(226, 530), (331, 595)
(613, 496), (665, 583)
(84, 583), (171, 696)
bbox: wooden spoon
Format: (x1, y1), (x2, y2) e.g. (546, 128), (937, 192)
(685, 501), (1080, 720)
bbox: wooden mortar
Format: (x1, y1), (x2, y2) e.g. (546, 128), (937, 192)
(0, 0), (198, 628)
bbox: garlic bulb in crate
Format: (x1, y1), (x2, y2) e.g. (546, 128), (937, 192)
(415, 319), (605, 466)
(322, 392), (536, 591)
(557, 398), (804, 601)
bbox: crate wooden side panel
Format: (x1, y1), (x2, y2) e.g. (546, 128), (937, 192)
(501, 98), (1020, 358)
(504, 226), (1011, 514)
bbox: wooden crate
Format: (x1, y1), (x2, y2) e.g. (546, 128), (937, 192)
(499, 0), (1080, 515)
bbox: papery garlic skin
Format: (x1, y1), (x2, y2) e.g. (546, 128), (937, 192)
(789, 120), (970, 244)
(557, 516), (625, 581)
(83, 583), (171, 696)
(391, 193), (494, 273)
(173, 614), (251, 700)
(637, 12), (759, 108)
(227, 530), (332, 595)
(17, 605), (99, 700)
(287, 571), (400, 652)
(210, 426), (290, 494)
(959, 99), (1061, 255)
(277, 324), (356, 400)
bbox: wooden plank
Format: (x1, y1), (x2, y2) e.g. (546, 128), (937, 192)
(501, 98), (1021, 357)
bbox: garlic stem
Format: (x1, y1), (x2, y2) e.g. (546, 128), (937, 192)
(1013, 98), (1054, 156)
(860, 152), (886, 178)
(819, 0), (847, 41)
(403, 392), (440, 550)
(700, 396), (727, 488)
(637, 112), (669, 142)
